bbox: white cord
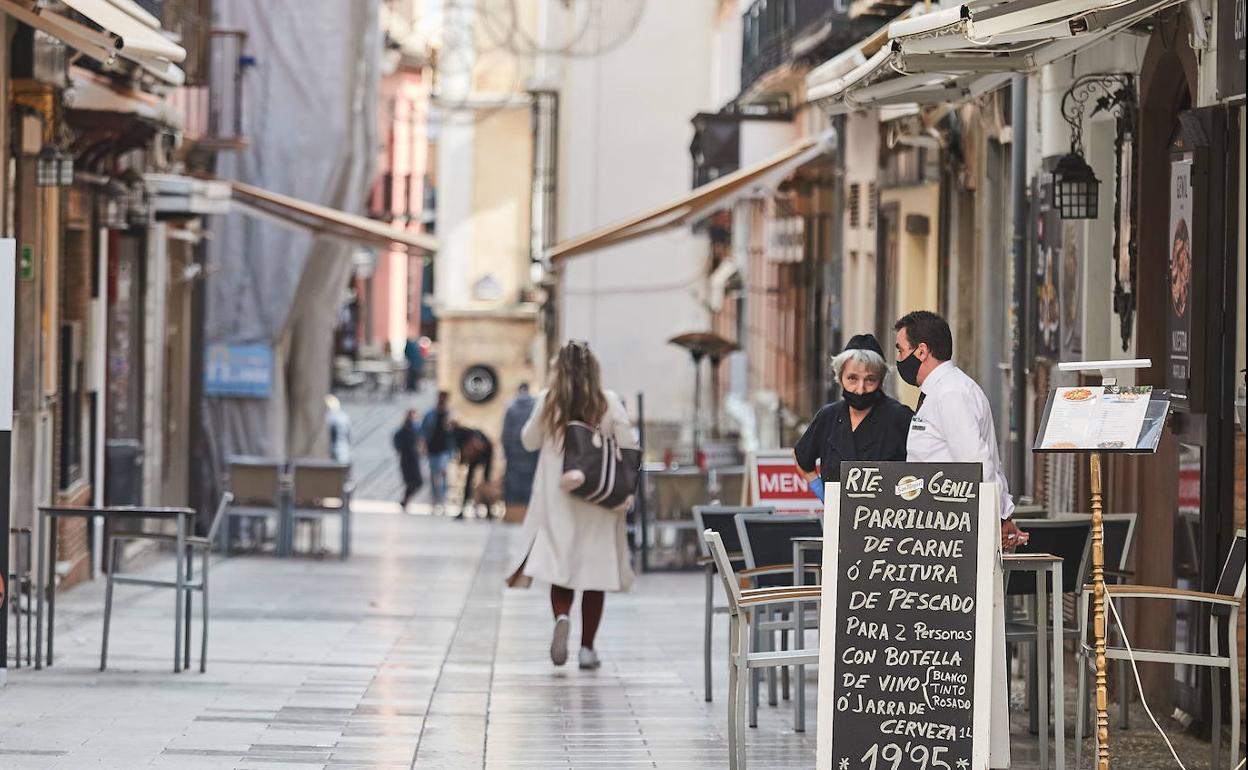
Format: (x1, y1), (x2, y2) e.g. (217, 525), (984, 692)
(1104, 593), (1189, 770)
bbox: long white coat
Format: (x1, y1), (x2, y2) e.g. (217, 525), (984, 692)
(505, 389), (637, 592)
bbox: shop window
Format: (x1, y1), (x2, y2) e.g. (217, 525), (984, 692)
(59, 322), (85, 490)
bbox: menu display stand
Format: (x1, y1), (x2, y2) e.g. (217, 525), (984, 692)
(1034, 359), (1170, 770)
(816, 461), (997, 770)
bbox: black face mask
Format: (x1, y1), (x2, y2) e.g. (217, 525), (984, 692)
(896, 351), (922, 387)
(843, 388), (883, 411)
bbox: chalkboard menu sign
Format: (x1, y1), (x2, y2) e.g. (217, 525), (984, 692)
(816, 462), (995, 770)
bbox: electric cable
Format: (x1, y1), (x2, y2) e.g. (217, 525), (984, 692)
(1104, 593), (1189, 770)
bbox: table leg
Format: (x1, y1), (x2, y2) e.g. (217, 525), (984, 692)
(47, 520), (57, 666)
(1037, 569), (1049, 770)
(1052, 563), (1065, 770)
(35, 513), (46, 670)
(173, 514), (185, 673)
(793, 542), (806, 733)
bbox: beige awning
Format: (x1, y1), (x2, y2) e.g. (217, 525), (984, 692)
(1, 0), (186, 85)
(548, 131), (835, 262)
(230, 181), (439, 255)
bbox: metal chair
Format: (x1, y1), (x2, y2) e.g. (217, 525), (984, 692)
(221, 457), (287, 554)
(1076, 528), (1245, 770)
(7, 527), (33, 668)
(735, 513), (823, 729)
(704, 529), (819, 770)
(1004, 517), (1091, 736)
(102, 493), (234, 673)
(289, 460), (353, 559)
(692, 505), (774, 703)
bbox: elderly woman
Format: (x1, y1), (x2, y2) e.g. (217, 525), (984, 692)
(794, 334), (912, 483)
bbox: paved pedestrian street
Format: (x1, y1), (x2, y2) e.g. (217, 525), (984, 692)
(0, 399), (1222, 769)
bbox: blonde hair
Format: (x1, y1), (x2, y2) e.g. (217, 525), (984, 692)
(541, 340), (607, 439)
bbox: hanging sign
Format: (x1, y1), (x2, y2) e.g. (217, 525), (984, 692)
(0, 240), (14, 431)
(817, 461), (995, 770)
(1166, 154), (1193, 405)
(204, 343), (273, 398)
(745, 449), (822, 513)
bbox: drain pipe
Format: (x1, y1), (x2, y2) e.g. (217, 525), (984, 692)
(1009, 75), (1028, 494)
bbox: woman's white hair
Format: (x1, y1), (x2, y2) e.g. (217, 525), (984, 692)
(831, 347), (888, 382)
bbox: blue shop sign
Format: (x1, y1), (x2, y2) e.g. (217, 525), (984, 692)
(205, 343), (273, 398)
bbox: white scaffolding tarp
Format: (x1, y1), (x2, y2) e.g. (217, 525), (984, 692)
(203, 0), (381, 496)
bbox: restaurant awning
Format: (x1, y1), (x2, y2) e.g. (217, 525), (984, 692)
(807, 0), (1184, 112)
(230, 181), (439, 255)
(888, 0), (1187, 66)
(548, 130), (835, 261)
(1, 0), (186, 85)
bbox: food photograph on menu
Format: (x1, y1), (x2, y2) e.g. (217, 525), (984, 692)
(1034, 385), (1164, 452)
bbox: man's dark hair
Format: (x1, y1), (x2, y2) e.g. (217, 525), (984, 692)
(437, 390), (450, 407)
(894, 310), (953, 361)
(517, 382), (530, 394)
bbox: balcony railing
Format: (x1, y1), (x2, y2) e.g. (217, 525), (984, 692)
(740, 0), (879, 97)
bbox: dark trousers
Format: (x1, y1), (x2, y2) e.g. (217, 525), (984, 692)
(462, 449), (494, 513)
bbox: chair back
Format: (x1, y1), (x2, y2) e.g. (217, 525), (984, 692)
(203, 492), (235, 544)
(291, 460), (350, 507)
(1214, 529), (1246, 601)
(692, 506), (773, 557)
(735, 514), (823, 589)
(1101, 513), (1138, 573)
(1006, 517), (1091, 596)
(226, 457), (284, 506)
(703, 530), (742, 614)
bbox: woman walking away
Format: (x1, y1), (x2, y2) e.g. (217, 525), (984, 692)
(394, 409), (424, 512)
(506, 341), (637, 670)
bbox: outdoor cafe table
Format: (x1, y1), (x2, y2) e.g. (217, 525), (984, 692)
(1001, 552), (1066, 770)
(35, 506), (195, 672)
(791, 535), (823, 733)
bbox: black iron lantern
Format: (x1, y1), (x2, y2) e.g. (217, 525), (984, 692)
(36, 146), (61, 187)
(1055, 73), (1137, 220)
(1052, 151), (1100, 219)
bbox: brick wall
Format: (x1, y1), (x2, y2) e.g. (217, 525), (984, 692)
(55, 189), (95, 588)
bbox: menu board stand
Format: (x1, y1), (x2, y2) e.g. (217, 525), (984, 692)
(1035, 364), (1171, 770)
(816, 462), (996, 770)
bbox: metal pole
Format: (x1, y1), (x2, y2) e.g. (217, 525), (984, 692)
(1090, 452), (1110, 768)
(635, 393), (648, 573)
(1010, 75), (1029, 492)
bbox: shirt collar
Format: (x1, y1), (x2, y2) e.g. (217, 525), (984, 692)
(919, 360), (955, 395)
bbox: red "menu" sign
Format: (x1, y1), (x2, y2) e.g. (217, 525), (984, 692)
(748, 450), (822, 513)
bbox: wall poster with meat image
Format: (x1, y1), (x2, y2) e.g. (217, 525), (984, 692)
(1166, 153), (1193, 403)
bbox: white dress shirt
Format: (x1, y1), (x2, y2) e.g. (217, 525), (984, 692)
(906, 360), (1014, 520)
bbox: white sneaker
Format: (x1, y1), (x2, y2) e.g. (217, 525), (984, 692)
(550, 615), (570, 666)
(578, 647), (601, 670)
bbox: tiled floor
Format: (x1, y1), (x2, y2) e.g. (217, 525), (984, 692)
(1, 395), (1227, 769)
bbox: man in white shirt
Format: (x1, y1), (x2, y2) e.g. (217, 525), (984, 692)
(893, 310), (1027, 768)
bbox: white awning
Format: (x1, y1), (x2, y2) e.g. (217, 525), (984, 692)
(889, 0), (1189, 67)
(0, 0), (186, 85)
(230, 181), (439, 255)
(62, 0), (186, 63)
(808, 0), (1184, 112)
(547, 130), (836, 261)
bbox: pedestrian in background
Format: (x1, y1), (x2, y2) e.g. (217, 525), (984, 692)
(792, 334), (910, 496)
(421, 391), (454, 514)
(325, 394), (351, 465)
(403, 338), (424, 392)
(501, 383), (539, 523)
(394, 409), (424, 512)
(505, 341), (638, 671)
(452, 422), (495, 519)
